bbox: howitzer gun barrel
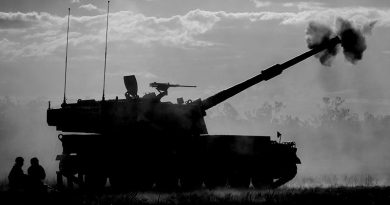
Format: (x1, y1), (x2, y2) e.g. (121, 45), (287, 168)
(201, 37), (341, 110)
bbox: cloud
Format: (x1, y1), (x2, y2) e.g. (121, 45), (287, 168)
(283, 2), (325, 10)
(79, 4), (105, 13)
(251, 0), (272, 8)
(0, 38), (20, 59)
(108, 9), (219, 47)
(1, 6), (390, 59)
(23, 30), (60, 40)
(0, 12), (62, 29)
(214, 7), (388, 26)
(0, 10), (218, 58)
(0, 12), (37, 29)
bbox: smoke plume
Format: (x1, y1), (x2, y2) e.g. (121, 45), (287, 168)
(305, 18), (376, 66)
(306, 22), (339, 66)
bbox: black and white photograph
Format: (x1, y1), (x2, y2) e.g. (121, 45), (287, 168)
(0, 0), (390, 204)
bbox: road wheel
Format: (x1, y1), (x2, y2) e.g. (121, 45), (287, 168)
(155, 176), (178, 192)
(229, 174), (250, 188)
(204, 174), (226, 189)
(109, 175), (152, 191)
(180, 175), (203, 190)
(271, 164), (297, 188)
(252, 175), (273, 189)
(84, 174), (107, 191)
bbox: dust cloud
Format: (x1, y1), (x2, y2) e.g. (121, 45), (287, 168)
(0, 98), (59, 183)
(206, 99), (390, 186)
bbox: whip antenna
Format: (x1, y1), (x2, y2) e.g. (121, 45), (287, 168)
(102, 1), (110, 101)
(63, 8), (70, 105)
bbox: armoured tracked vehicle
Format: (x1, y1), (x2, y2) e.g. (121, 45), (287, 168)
(47, 36), (341, 190)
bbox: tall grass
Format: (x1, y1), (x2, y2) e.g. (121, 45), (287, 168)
(1, 182), (389, 205)
(288, 174), (390, 187)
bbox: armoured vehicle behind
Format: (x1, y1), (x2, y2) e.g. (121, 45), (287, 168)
(47, 36), (341, 190)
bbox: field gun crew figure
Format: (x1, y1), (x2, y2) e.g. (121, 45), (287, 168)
(8, 157), (27, 191)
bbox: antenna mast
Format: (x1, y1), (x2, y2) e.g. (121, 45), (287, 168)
(63, 8), (70, 105)
(102, 1), (110, 101)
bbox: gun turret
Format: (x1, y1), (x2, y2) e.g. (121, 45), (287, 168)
(201, 36), (341, 110)
(150, 82), (196, 94)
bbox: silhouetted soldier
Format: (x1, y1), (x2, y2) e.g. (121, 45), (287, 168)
(27, 157), (46, 192)
(8, 157), (27, 191)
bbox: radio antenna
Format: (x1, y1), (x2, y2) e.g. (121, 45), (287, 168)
(102, 1), (110, 101)
(63, 8), (70, 105)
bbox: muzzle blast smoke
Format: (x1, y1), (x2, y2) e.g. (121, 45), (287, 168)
(306, 18), (376, 66)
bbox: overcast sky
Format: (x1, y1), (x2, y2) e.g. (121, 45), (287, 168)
(1, 0), (390, 117)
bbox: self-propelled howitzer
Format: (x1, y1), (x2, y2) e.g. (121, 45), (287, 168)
(47, 37), (341, 190)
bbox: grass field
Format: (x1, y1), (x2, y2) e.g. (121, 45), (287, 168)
(1, 175), (389, 205)
(1, 186), (390, 205)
